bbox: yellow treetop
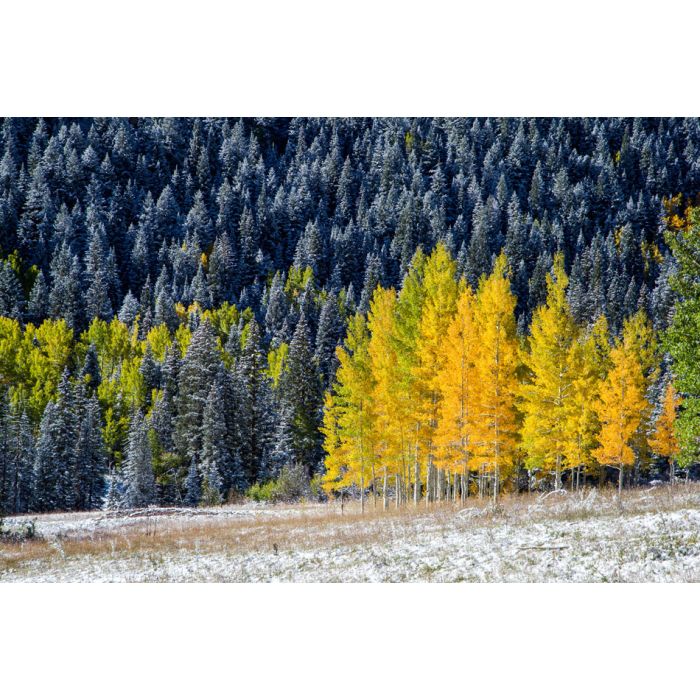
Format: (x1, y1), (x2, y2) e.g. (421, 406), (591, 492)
(415, 243), (459, 460)
(434, 284), (479, 477)
(367, 286), (407, 480)
(563, 316), (610, 473)
(649, 382), (680, 460)
(520, 253), (579, 487)
(471, 252), (520, 497)
(321, 313), (377, 494)
(593, 342), (650, 490)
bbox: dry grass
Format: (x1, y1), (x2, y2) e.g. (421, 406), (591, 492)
(2, 483), (699, 578)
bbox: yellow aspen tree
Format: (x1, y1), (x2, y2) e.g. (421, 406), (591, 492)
(435, 283), (479, 502)
(649, 382), (680, 482)
(471, 252), (520, 501)
(563, 316), (610, 489)
(393, 250), (427, 504)
(367, 286), (408, 506)
(415, 243), (459, 504)
(621, 310), (660, 481)
(321, 313), (377, 513)
(593, 342), (650, 495)
(520, 254), (579, 490)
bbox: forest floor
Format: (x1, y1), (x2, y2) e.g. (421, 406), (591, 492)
(2, 484), (700, 582)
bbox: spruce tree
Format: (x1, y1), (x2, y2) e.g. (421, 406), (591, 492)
(314, 291), (344, 390)
(235, 319), (274, 486)
(7, 409), (35, 514)
(175, 319), (224, 463)
(278, 314), (323, 478)
(200, 383), (228, 505)
(0, 260), (24, 318)
(74, 394), (106, 510)
(184, 457), (201, 506)
(122, 410), (156, 508)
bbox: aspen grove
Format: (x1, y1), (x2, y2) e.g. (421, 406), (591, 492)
(322, 243), (679, 506)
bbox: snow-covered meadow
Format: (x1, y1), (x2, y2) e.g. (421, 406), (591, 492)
(2, 485), (700, 582)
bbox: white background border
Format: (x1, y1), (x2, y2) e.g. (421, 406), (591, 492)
(2, 1), (699, 696)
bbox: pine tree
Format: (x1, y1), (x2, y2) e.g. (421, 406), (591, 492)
(0, 393), (11, 513)
(122, 410), (156, 508)
(7, 409), (34, 513)
(278, 314), (323, 478)
(27, 270), (49, 323)
(314, 291), (344, 390)
(199, 383), (228, 505)
(103, 469), (122, 511)
(32, 401), (60, 512)
(0, 259), (24, 318)
(175, 318), (224, 464)
(51, 371), (79, 509)
(235, 319), (273, 487)
(49, 242), (83, 330)
(184, 457), (201, 506)
(74, 393), (106, 510)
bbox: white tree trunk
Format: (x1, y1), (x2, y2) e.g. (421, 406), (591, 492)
(414, 457), (420, 506)
(383, 467), (388, 511)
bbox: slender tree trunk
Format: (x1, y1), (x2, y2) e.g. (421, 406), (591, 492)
(383, 466), (388, 511)
(414, 455), (420, 506)
(395, 474), (400, 509)
(360, 472), (365, 514)
(371, 465), (377, 509)
(493, 443), (500, 504)
(618, 465), (623, 497)
(425, 459), (431, 507)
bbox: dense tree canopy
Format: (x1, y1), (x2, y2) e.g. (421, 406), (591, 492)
(0, 117), (699, 513)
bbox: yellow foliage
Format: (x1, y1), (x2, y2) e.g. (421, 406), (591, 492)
(267, 343), (289, 387)
(414, 243), (459, 462)
(321, 314), (377, 494)
(520, 254), (579, 486)
(593, 343), (650, 481)
(367, 287), (405, 480)
(145, 324), (172, 362)
(470, 253), (520, 495)
(434, 285), (479, 477)
(563, 316), (610, 474)
(649, 382), (680, 460)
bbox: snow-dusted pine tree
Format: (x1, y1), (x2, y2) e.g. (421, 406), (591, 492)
(122, 410), (156, 508)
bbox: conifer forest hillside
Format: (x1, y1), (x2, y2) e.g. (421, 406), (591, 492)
(2, 117), (700, 515)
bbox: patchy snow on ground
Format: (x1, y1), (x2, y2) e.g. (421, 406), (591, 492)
(2, 488), (700, 582)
